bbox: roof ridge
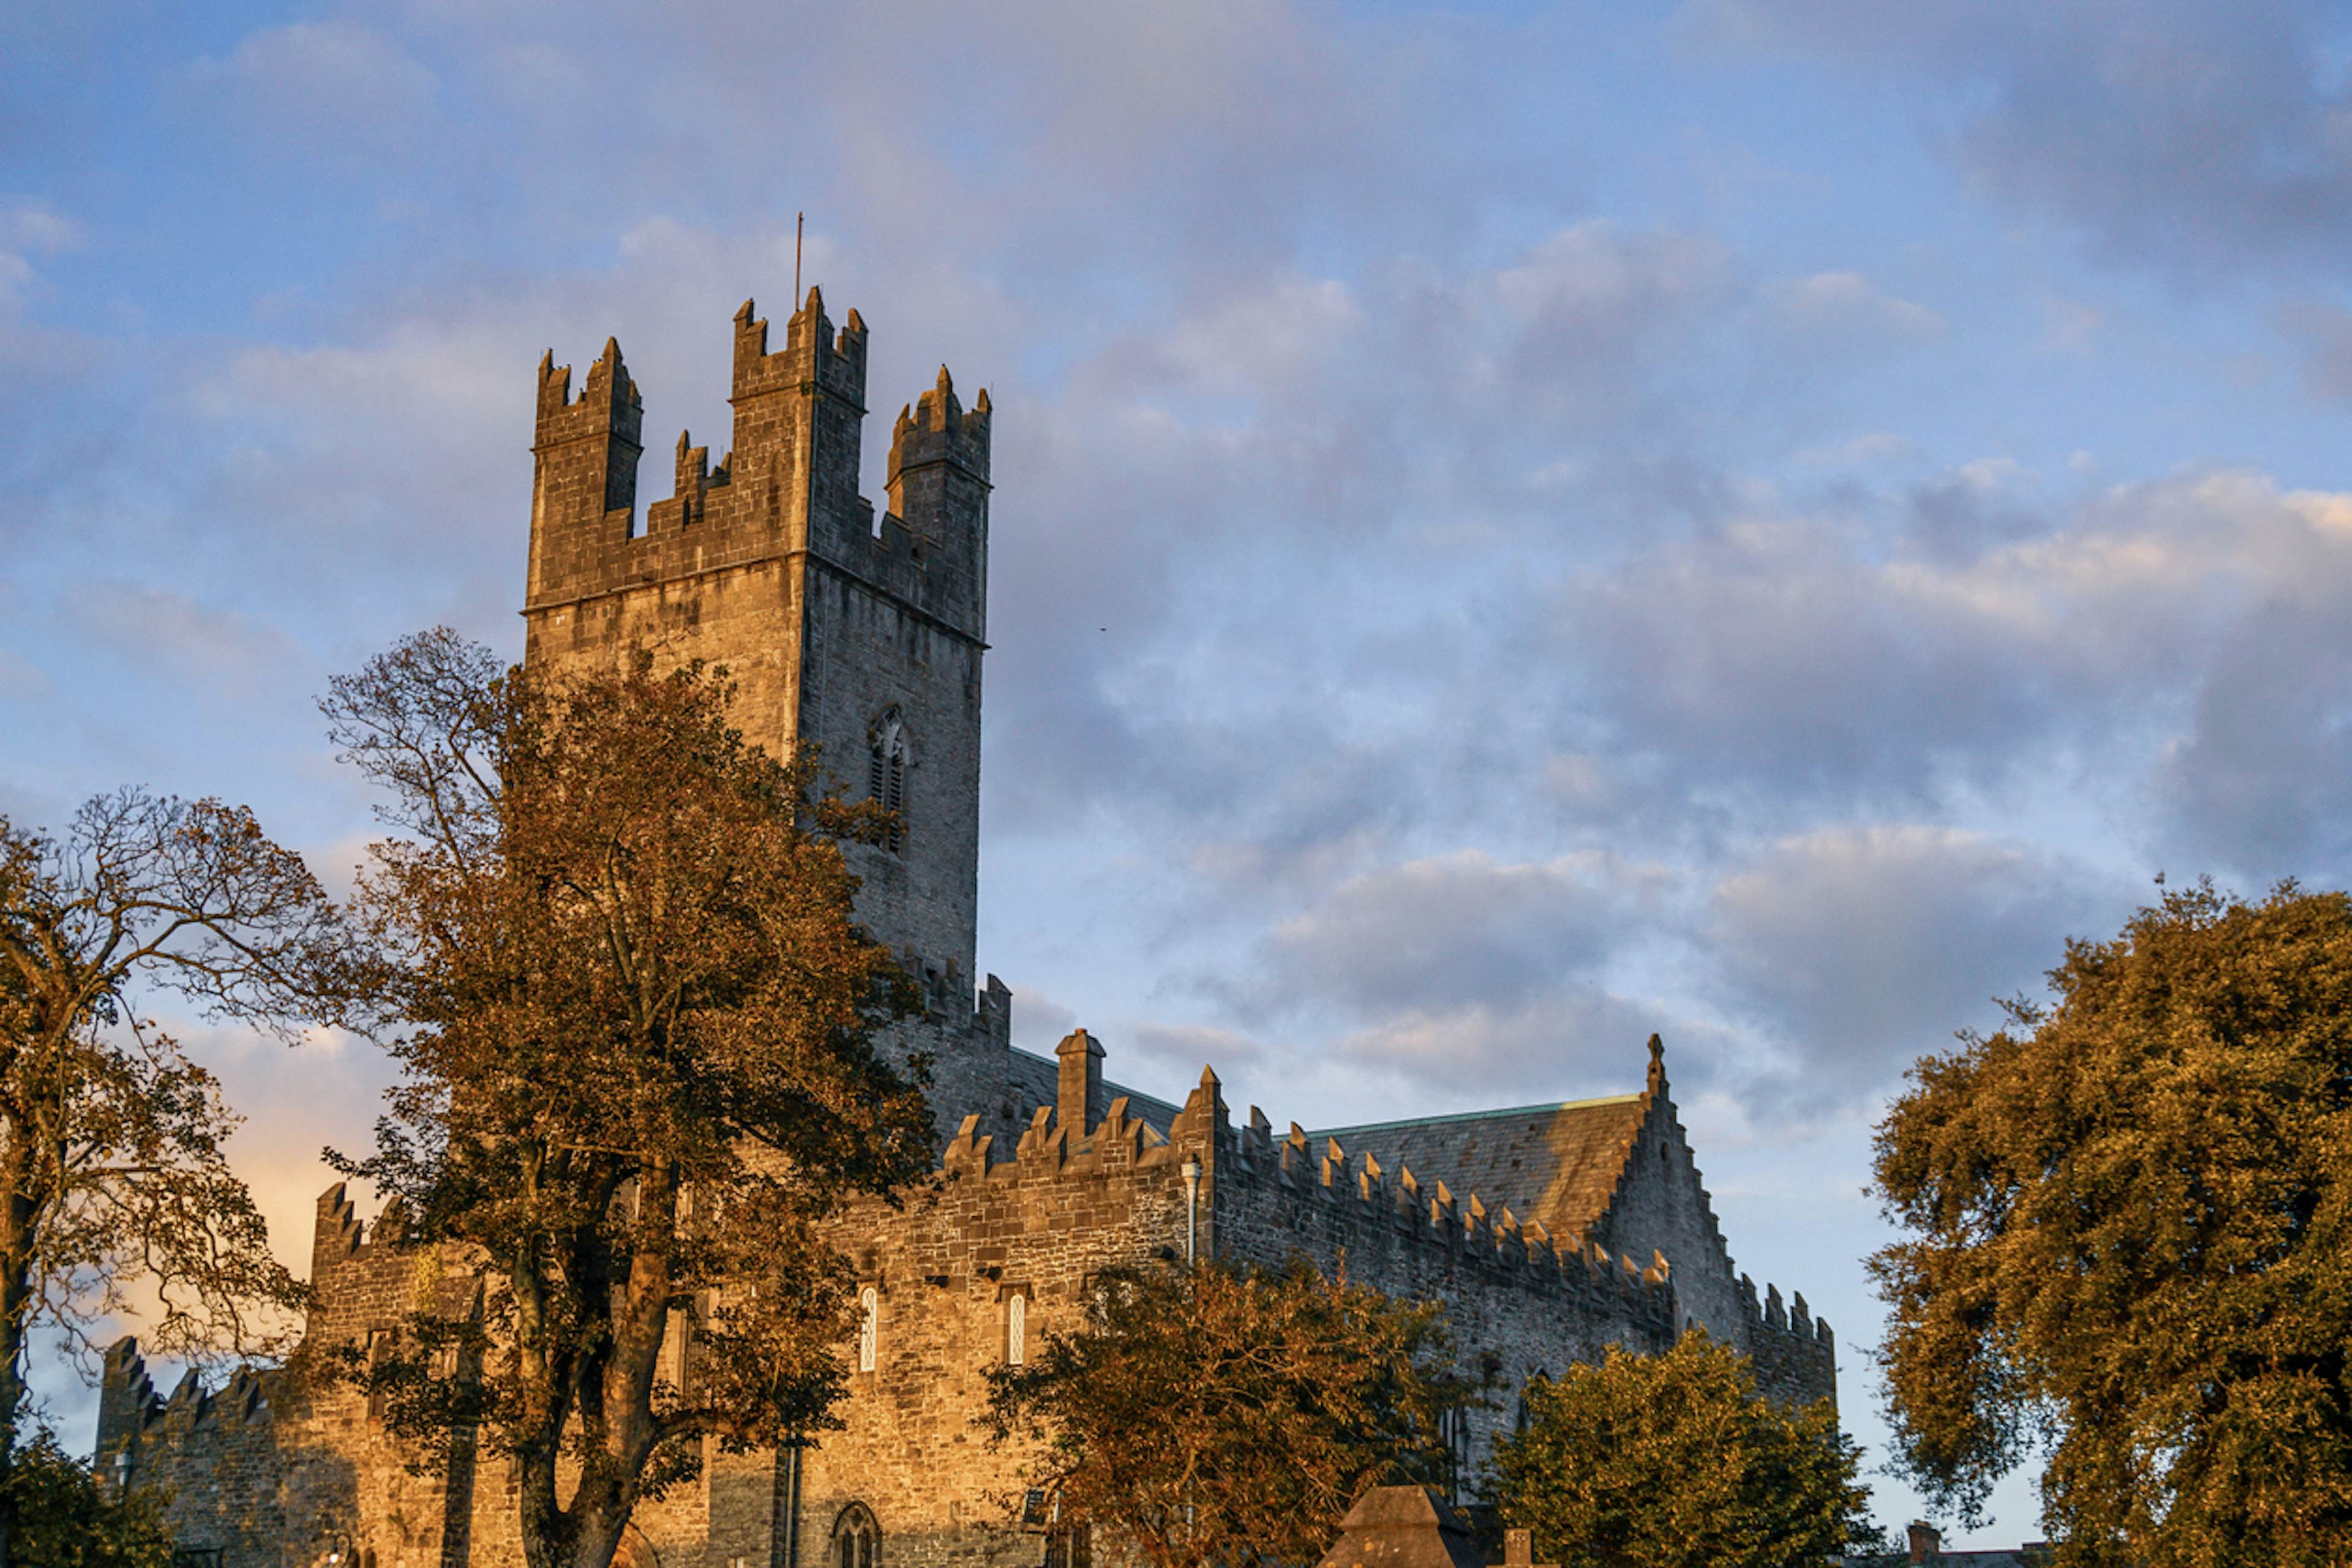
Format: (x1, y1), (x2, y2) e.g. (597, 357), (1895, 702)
(1308, 1093), (1644, 1140)
(1007, 1045), (1183, 1122)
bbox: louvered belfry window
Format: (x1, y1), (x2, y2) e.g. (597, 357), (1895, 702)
(869, 712), (908, 854)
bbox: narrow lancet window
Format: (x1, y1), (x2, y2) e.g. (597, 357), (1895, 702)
(868, 711), (908, 854)
(858, 1285), (878, 1374)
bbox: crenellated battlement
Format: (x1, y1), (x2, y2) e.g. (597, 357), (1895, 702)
(935, 1039), (1681, 1338)
(929, 1029), (1831, 1411)
(732, 288), (869, 408)
(524, 290), (991, 643)
(1741, 1272), (1834, 1352)
(309, 1179), (415, 1275)
(534, 337), (644, 451)
(888, 368), (992, 545)
(97, 1337), (281, 1459)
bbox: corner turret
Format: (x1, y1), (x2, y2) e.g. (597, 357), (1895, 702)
(727, 288), (871, 550)
(527, 338), (645, 605)
(886, 366), (991, 635)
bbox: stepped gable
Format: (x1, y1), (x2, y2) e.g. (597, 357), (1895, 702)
(1310, 1090), (1650, 1244)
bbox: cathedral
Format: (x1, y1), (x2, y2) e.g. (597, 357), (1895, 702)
(95, 288), (1835, 1568)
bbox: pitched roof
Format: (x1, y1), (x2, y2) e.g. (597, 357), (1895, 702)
(1310, 1091), (1652, 1242)
(1006, 1047), (1182, 1132)
(1313, 1487), (1487, 1568)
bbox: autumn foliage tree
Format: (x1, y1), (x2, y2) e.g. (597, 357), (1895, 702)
(323, 630), (937, 1568)
(0, 1431), (173, 1568)
(986, 1257), (1470, 1568)
(0, 790), (344, 1567)
(1487, 1331), (1874, 1568)
(1871, 881), (2352, 1567)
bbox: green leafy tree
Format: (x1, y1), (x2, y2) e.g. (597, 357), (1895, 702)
(1871, 881), (2352, 1566)
(323, 630), (937, 1568)
(1488, 1330), (1872, 1568)
(1, 1431), (172, 1568)
(0, 791), (344, 1567)
(986, 1257), (1471, 1568)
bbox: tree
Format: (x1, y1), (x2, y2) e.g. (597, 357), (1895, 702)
(1487, 1330), (1873, 1568)
(323, 630), (937, 1568)
(1871, 881), (2352, 1567)
(0, 790), (344, 1566)
(986, 1256), (1470, 1568)
(0, 1430), (173, 1568)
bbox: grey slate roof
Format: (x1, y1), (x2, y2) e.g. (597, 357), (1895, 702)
(1006, 1046), (1183, 1132)
(1309, 1093), (1651, 1242)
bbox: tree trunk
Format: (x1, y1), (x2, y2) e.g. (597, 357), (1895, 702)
(0, 1163), (42, 1568)
(515, 1441), (573, 1568)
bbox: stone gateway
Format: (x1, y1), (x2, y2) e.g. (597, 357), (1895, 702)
(96, 290), (1834, 1568)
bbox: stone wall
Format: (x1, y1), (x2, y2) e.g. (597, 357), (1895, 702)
(98, 1038), (1831, 1568)
(1559, 1057), (1836, 1408)
(98, 1189), (486, 1568)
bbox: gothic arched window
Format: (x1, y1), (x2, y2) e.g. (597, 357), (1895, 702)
(857, 1285), (878, 1374)
(832, 1505), (880, 1568)
(1006, 1292), (1028, 1366)
(1515, 1370), (1549, 1434)
(868, 711), (908, 854)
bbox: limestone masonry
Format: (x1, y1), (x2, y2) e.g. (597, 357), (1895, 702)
(97, 289), (1836, 1568)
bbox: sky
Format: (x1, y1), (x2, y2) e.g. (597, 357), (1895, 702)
(8, 0), (2352, 1545)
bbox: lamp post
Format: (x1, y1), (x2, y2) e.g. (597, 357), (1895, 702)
(1180, 1156), (1201, 1264)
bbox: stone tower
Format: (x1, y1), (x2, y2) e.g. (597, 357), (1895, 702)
(522, 289), (1000, 1079)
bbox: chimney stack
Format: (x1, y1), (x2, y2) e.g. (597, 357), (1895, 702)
(1056, 1028), (1105, 1138)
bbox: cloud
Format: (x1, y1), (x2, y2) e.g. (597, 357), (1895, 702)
(1685, 0), (2352, 282)
(2275, 299), (2352, 401)
(1159, 850), (1709, 1099)
(1792, 431), (1915, 469)
(1008, 986), (1079, 1054)
(1768, 272), (1944, 347)
(1709, 825), (2113, 1096)
(1254, 850), (1660, 1019)
(1127, 1022), (1269, 1081)
(1555, 470), (2352, 846)
(0, 202), (78, 313)
(1330, 992), (1708, 1101)
(188, 22), (439, 166)
(61, 582), (301, 695)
